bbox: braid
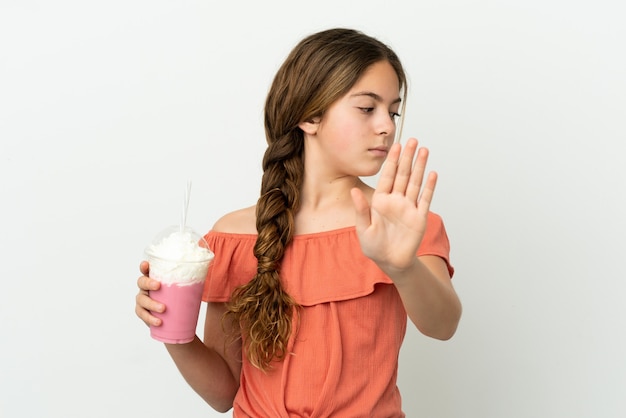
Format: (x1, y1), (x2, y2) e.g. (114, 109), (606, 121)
(226, 134), (303, 371)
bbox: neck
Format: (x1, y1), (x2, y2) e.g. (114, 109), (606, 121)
(299, 175), (362, 211)
(293, 176), (372, 235)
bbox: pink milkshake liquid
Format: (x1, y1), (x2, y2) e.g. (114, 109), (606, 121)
(145, 225), (214, 344)
(149, 280), (206, 344)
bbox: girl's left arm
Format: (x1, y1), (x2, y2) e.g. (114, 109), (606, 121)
(386, 254), (461, 340)
(351, 137), (461, 339)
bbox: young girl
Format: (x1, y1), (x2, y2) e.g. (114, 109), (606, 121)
(135, 27), (461, 417)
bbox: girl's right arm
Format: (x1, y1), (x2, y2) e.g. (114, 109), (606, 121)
(135, 262), (242, 413)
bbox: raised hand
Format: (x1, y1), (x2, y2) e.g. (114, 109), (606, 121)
(351, 138), (437, 275)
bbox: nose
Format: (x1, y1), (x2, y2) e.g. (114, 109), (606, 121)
(376, 111), (396, 137)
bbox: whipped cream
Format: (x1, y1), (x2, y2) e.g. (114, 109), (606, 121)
(145, 229), (214, 285)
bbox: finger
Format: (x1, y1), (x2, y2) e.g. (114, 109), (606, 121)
(137, 274), (161, 292)
(391, 138), (418, 195)
(135, 299), (163, 327)
(139, 260), (150, 276)
(406, 147), (429, 203)
(376, 142), (401, 194)
(417, 171), (438, 217)
(135, 289), (165, 326)
(135, 281), (164, 312)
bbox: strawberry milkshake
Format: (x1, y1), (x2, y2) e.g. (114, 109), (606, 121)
(145, 225), (214, 344)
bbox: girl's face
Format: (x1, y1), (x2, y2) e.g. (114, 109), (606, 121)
(307, 60), (401, 178)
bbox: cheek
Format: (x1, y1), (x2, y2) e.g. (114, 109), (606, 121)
(328, 118), (362, 151)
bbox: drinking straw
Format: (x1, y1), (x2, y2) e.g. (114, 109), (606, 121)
(181, 180), (192, 233)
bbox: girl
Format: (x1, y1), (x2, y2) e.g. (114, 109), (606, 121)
(135, 27), (462, 417)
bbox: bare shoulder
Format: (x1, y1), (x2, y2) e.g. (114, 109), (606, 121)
(212, 205), (257, 234)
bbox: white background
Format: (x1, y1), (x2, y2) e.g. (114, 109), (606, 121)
(1, 1), (625, 417)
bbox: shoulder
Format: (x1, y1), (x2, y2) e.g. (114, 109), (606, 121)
(212, 205), (257, 234)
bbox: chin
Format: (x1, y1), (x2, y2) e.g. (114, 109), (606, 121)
(363, 165), (384, 177)
(351, 162), (384, 178)
(358, 169), (382, 178)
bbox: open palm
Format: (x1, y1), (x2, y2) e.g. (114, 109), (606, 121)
(351, 138), (437, 275)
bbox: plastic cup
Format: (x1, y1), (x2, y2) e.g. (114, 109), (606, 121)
(144, 226), (214, 344)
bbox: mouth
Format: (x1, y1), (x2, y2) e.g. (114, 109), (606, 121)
(368, 146), (389, 157)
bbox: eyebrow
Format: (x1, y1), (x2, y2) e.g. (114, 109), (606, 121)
(350, 91), (402, 104)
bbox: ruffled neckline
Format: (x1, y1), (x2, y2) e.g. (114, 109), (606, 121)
(204, 226), (392, 306)
(203, 212), (452, 306)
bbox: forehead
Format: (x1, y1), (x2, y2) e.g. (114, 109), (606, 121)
(348, 61), (401, 100)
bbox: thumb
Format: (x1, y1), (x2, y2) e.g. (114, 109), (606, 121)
(350, 187), (371, 232)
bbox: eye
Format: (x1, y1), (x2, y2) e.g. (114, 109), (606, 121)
(358, 107), (375, 114)
(390, 112), (401, 119)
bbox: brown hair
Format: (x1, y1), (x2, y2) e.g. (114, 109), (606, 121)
(226, 28), (407, 370)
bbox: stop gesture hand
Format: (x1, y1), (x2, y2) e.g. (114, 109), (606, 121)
(351, 138), (436, 276)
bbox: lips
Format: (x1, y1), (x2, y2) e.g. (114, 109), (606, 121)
(368, 146), (389, 157)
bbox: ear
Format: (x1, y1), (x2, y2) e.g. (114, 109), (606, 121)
(298, 118), (320, 135)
